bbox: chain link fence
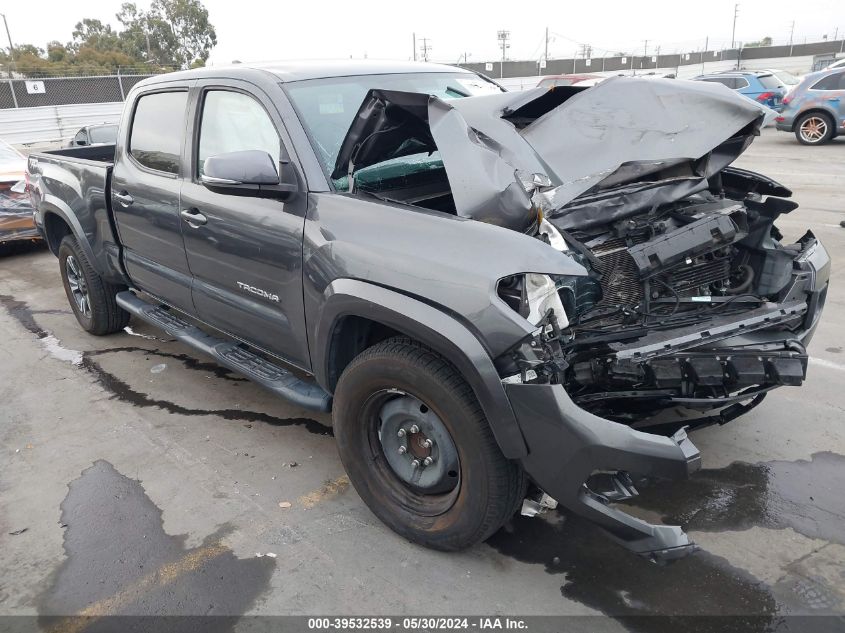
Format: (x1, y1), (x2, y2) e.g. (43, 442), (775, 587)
(0, 65), (177, 109)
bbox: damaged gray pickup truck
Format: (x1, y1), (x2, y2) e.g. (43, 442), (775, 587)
(27, 61), (830, 562)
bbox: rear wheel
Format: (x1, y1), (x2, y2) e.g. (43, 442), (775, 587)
(794, 112), (835, 145)
(333, 337), (525, 550)
(58, 235), (129, 335)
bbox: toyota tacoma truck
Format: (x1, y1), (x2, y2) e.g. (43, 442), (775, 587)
(26, 61), (830, 562)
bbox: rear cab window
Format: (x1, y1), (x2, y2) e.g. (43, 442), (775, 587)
(129, 91), (189, 174)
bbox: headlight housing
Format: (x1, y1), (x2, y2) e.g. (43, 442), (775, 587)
(498, 273), (602, 328)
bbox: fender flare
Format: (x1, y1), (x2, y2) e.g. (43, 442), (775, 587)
(312, 278), (528, 459)
(39, 194), (98, 264)
(38, 194), (127, 285)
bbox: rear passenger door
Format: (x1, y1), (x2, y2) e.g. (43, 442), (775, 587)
(179, 81), (310, 369)
(809, 71), (845, 126)
(112, 87), (194, 313)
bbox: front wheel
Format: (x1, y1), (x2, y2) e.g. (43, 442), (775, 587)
(58, 235), (129, 335)
(794, 112), (835, 145)
(333, 337), (525, 551)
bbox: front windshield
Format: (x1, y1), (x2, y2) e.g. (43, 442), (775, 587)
(285, 72), (502, 187)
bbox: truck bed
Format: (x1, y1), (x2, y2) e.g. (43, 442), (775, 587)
(37, 144), (115, 165)
(28, 143), (125, 284)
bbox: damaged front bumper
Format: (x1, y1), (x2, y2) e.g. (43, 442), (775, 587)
(506, 234), (830, 563)
(510, 381), (701, 562)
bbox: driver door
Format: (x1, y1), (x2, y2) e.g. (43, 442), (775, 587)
(180, 81), (310, 369)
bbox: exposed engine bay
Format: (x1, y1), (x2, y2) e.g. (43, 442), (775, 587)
(332, 76), (830, 435)
(496, 166), (826, 433)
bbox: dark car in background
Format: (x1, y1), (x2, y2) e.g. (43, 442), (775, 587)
(66, 123), (119, 148)
(692, 70), (788, 110)
(775, 68), (845, 145)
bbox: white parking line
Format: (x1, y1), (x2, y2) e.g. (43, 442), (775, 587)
(810, 357), (845, 372)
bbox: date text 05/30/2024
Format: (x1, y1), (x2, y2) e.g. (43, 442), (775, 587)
(307, 617), (528, 630)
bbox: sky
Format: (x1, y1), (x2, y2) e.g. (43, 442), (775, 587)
(3, 0), (845, 66)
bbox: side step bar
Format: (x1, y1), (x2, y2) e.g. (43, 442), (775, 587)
(116, 291), (332, 412)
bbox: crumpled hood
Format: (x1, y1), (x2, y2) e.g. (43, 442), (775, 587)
(333, 77), (768, 231)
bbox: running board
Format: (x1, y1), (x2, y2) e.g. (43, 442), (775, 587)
(116, 291), (332, 412)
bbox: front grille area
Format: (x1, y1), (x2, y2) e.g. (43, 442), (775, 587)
(592, 238), (644, 309)
(656, 254), (732, 296)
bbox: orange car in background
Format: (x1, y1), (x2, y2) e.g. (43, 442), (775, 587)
(0, 139), (40, 245)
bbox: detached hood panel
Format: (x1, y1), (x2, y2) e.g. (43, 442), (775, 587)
(332, 77), (767, 228)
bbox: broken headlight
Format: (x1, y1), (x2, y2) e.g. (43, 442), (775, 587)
(497, 273), (601, 327)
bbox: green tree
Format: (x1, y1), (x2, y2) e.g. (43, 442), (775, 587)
(745, 36), (773, 48)
(117, 0), (217, 69)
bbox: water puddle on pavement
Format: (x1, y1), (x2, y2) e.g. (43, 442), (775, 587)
(632, 452), (845, 545)
(0, 293), (332, 436)
(489, 451), (845, 632)
(488, 512), (777, 633)
(38, 461), (274, 629)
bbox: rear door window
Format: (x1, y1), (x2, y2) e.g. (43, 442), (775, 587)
(811, 72), (845, 90)
(701, 77), (734, 88)
(733, 77), (750, 89)
(129, 91), (188, 174)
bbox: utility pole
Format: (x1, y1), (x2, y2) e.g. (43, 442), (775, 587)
(419, 37), (431, 62)
(497, 30), (510, 79)
(413, 33), (416, 61)
(788, 21), (795, 45)
(1, 13), (16, 79)
(702, 35), (708, 75)
(731, 4), (739, 49)
(544, 26), (549, 65)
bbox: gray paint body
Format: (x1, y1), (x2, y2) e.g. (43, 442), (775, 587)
(26, 61), (830, 560)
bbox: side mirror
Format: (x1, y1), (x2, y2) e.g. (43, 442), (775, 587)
(75, 138), (88, 146)
(201, 150), (297, 199)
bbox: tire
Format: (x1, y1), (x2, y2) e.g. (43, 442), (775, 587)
(333, 337), (526, 551)
(794, 112), (835, 145)
(58, 235), (129, 335)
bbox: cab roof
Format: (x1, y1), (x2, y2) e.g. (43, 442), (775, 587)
(140, 59), (472, 85)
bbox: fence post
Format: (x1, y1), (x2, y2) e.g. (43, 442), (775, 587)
(117, 67), (126, 101)
(7, 76), (17, 108)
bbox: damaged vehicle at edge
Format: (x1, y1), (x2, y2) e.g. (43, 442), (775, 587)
(27, 63), (830, 563)
(328, 74), (829, 560)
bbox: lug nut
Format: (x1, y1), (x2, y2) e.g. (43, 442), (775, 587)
(397, 428), (406, 438)
(422, 439), (433, 448)
(409, 425), (420, 434)
(411, 459), (420, 469)
(398, 446), (407, 454)
(423, 456), (434, 466)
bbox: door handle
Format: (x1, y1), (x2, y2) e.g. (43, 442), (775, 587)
(114, 191), (134, 207)
(180, 208), (208, 227)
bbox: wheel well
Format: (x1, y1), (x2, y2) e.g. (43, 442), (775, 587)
(794, 108), (835, 130)
(326, 316), (402, 391)
(43, 212), (72, 256)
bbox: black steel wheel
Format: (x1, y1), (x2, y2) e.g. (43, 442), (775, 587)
(333, 337), (525, 551)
